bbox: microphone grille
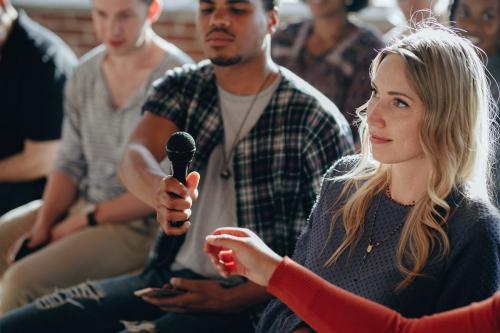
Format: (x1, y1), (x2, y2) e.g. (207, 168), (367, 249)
(166, 132), (196, 154)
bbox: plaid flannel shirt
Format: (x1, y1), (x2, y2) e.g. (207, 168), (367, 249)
(143, 60), (354, 268)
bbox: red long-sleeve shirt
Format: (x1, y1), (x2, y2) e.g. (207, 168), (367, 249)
(268, 257), (500, 333)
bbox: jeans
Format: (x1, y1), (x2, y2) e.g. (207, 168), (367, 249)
(0, 268), (254, 333)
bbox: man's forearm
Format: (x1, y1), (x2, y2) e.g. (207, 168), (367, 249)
(37, 170), (79, 227)
(0, 140), (59, 182)
(119, 143), (167, 208)
(119, 112), (179, 208)
(93, 192), (155, 225)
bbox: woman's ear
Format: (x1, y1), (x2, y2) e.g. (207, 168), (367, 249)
(147, 0), (163, 24)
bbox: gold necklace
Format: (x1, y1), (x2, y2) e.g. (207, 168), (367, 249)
(385, 185), (416, 207)
(353, 186), (413, 282)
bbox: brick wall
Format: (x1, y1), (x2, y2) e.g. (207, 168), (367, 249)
(22, 7), (206, 60)
(19, 5), (396, 61)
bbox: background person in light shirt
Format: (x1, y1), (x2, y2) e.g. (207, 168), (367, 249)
(0, 0), (192, 314)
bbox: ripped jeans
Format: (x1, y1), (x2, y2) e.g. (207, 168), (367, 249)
(0, 268), (254, 333)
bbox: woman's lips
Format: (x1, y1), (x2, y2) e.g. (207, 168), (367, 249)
(370, 134), (392, 144)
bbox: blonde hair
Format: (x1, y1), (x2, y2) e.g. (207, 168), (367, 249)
(325, 21), (495, 290)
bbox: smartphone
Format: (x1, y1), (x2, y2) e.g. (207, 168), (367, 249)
(10, 236), (46, 263)
(134, 287), (185, 298)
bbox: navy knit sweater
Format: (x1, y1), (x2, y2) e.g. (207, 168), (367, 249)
(257, 156), (500, 332)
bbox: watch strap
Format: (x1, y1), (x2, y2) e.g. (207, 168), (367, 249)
(86, 210), (98, 227)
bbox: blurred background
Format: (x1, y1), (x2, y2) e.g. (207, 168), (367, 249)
(10, 0), (449, 61)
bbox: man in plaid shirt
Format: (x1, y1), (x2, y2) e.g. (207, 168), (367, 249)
(0, 0), (353, 332)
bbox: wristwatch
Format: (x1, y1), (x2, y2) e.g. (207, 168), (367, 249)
(86, 207), (99, 227)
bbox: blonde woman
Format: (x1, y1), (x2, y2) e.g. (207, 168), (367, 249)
(256, 22), (500, 332)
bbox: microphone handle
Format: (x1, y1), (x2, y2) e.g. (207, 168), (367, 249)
(170, 161), (188, 227)
(171, 162), (187, 185)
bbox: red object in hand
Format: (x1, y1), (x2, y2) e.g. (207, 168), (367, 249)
(219, 250), (236, 273)
(224, 261), (236, 272)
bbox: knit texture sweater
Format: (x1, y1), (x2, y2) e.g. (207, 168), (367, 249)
(257, 155), (500, 332)
(268, 258), (500, 333)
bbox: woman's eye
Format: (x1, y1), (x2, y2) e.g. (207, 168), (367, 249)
(395, 99), (409, 108)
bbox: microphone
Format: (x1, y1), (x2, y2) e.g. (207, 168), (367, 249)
(166, 131), (196, 227)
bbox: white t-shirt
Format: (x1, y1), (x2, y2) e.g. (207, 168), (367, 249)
(172, 75), (282, 278)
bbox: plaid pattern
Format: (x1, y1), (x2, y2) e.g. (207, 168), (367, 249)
(143, 60), (354, 266)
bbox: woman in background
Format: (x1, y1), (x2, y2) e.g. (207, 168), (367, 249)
(450, 0), (500, 207)
(383, 0), (449, 42)
(272, 0), (384, 144)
